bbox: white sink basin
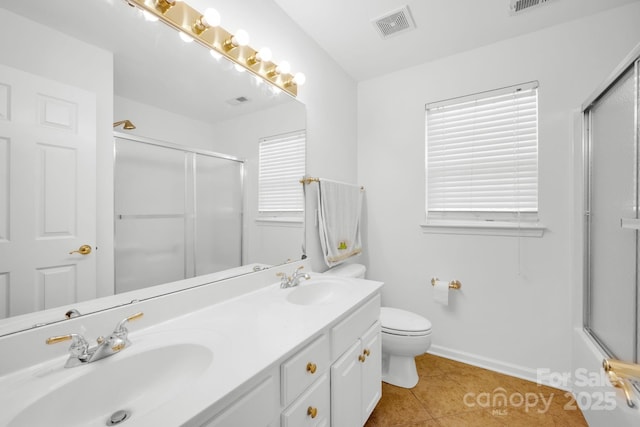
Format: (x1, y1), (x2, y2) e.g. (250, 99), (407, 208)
(7, 331), (217, 427)
(286, 278), (348, 305)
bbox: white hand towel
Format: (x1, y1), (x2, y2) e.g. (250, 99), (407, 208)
(317, 179), (363, 267)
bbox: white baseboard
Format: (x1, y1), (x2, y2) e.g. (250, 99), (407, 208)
(428, 345), (572, 392)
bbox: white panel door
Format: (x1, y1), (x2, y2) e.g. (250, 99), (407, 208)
(0, 64), (96, 318)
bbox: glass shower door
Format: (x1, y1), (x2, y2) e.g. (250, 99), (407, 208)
(114, 140), (187, 294)
(583, 55), (640, 423)
(194, 154), (243, 275)
(114, 137), (244, 293)
(587, 64), (637, 362)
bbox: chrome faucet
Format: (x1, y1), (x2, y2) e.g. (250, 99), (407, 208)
(278, 266), (311, 288)
(46, 312), (144, 368)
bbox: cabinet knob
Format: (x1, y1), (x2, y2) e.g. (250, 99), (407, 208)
(363, 348), (371, 356)
(306, 362), (317, 374)
(307, 406), (318, 419)
(358, 354), (366, 363)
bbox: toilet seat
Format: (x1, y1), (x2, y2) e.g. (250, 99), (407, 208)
(380, 307), (431, 337)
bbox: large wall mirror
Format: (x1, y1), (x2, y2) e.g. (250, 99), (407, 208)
(0, 0), (305, 335)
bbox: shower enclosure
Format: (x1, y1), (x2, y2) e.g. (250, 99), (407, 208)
(114, 135), (243, 294)
(580, 45), (640, 423)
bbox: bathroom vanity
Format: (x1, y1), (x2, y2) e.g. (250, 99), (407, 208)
(0, 262), (382, 426)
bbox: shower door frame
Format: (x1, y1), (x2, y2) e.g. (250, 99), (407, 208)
(582, 49), (640, 364)
(578, 43), (640, 424)
(113, 132), (245, 293)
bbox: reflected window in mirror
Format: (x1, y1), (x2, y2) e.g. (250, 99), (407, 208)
(258, 130), (306, 222)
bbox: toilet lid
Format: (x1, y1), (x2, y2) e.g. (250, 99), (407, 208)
(380, 307), (432, 336)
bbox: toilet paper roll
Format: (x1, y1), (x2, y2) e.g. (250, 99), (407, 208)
(433, 280), (449, 306)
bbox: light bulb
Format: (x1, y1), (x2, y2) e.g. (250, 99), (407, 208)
(276, 61), (291, 75)
(292, 72), (306, 86)
(210, 49), (222, 60)
(247, 47), (273, 66)
(257, 47), (272, 62)
(202, 8), (220, 27)
(179, 32), (194, 43)
(141, 10), (159, 22)
(234, 64), (246, 73)
(233, 29), (250, 47)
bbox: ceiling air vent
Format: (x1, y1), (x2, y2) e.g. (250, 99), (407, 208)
(226, 96), (250, 106)
(509, 0), (555, 14)
(372, 5), (416, 39)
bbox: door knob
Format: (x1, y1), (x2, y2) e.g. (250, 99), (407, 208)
(69, 245), (92, 255)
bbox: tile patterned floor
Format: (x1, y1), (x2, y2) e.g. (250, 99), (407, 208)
(364, 353), (589, 427)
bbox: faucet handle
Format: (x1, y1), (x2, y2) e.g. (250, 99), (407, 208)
(114, 312), (144, 335)
(46, 333), (89, 359)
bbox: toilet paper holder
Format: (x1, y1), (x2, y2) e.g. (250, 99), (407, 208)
(431, 277), (462, 289)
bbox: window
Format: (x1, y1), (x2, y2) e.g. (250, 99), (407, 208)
(424, 82), (539, 232)
(258, 130), (306, 219)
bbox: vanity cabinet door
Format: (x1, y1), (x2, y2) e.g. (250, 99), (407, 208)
(331, 321), (382, 427)
(330, 341), (363, 427)
(361, 321), (382, 421)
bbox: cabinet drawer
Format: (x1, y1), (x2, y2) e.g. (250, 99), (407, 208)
(282, 373), (330, 427)
(331, 294), (380, 360)
(282, 334), (330, 406)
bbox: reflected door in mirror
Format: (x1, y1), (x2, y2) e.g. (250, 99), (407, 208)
(0, 64), (97, 318)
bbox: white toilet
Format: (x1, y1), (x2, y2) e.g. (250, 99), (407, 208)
(328, 263), (432, 389)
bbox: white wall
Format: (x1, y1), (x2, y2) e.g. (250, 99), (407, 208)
(357, 3), (640, 382)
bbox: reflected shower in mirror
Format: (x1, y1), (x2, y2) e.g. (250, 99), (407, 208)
(114, 135), (244, 293)
(0, 0), (305, 335)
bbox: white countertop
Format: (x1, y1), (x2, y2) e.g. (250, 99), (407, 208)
(0, 273), (383, 426)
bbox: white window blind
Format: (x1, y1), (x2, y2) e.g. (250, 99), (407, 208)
(425, 82), (538, 219)
(258, 130), (306, 214)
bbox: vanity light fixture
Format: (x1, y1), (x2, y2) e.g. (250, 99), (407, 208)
(247, 47), (272, 67)
(192, 8), (220, 35)
(266, 60), (291, 78)
(125, 0), (305, 96)
(222, 29), (250, 51)
(154, 0), (176, 14)
(285, 72), (306, 88)
(179, 31), (194, 43)
(141, 10), (159, 22)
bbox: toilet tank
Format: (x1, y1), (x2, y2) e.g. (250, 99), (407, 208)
(328, 263), (366, 279)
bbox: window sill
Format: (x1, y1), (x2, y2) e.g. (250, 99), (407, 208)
(420, 220), (546, 237)
(256, 217), (303, 227)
